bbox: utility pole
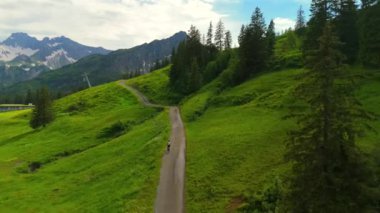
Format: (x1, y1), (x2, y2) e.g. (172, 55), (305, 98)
(83, 72), (92, 88)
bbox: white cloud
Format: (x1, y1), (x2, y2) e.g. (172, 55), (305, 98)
(273, 17), (295, 33)
(0, 0), (224, 50)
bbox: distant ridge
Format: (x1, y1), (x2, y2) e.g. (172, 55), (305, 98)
(0, 31), (187, 98)
(0, 32), (110, 69)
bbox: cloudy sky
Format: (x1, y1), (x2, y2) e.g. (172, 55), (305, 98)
(0, 0), (310, 50)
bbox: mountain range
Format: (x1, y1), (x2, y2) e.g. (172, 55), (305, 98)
(0, 31), (187, 99)
(0, 33), (110, 88)
(0, 32), (110, 69)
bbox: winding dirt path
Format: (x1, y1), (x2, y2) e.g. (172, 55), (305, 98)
(119, 81), (186, 213)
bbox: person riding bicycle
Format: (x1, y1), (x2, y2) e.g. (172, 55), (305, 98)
(167, 139), (171, 152)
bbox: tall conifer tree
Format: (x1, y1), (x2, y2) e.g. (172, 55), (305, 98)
(214, 19), (225, 51)
(266, 20), (276, 58)
(295, 6), (306, 35)
(304, 0), (333, 53)
(285, 23), (373, 212)
(30, 87), (54, 129)
(334, 0), (359, 63)
(206, 22), (214, 47)
(236, 7), (267, 83)
(224, 30), (232, 49)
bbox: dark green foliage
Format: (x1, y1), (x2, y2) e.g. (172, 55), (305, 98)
(305, 0), (360, 64)
(285, 24), (375, 212)
(334, 0), (359, 63)
(236, 7), (267, 84)
(97, 121), (132, 139)
(189, 59), (202, 92)
(214, 19), (225, 51)
(224, 30), (232, 50)
(28, 161), (41, 172)
(65, 98), (89, 114)
(206, 22), (214, 48)
(266, 20), (276, 59)
(274, 30), (303, 69)
(359, 2), (380, 67)
(303, 0), (333, 53)
(170, 26), (215, 95)
(150, 57), (170, 72)
(295, 6), (306, 35)
(30, 87), (55, 129)
(203, 51), (232, 83)
(238, 179), (283, 212)
(13, 94), (24, 104)
(24, 89), (33, 105)
(220, 52), (241, 87)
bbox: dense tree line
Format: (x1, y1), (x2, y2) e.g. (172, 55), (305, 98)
(0, 87), (63, 105)
(222, 7), (276, 85)
(150, 57), (171, 72)
(358, 1), (380, 66)
(170, 21), (233, 95)
(303, 0), (380, 66)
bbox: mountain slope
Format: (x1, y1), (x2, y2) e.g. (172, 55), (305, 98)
(124, 66), (380, 212)
(0, 82), (170, 212)
(0, 31), (187, 99)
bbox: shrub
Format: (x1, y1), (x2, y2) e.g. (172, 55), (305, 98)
(238, 178), (283, 212)
(65, 98), (88, 113)
(97, 121), (133, 139)
(28, 161), (41, 172)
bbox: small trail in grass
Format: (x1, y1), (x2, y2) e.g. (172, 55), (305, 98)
(119, 81), (186, 213)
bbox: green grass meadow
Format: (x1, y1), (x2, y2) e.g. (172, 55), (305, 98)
(128, 67), (380, 212)
(184, 68), (380, 212)
(126, 66), (181, 105)
(0, 65), (379, 212)
(0, 82), (170, 212)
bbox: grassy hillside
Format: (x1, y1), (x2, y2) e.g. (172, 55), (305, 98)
(0, 82), (170, 212)
(126, 66), (181, 105)
(129, 66), (380, 212)
(185, 68), (380, 212)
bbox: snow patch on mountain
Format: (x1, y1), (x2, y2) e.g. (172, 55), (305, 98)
(44, 49), (76, 69)
(47, 42), (62, 47)
(0, 45), (38, 61)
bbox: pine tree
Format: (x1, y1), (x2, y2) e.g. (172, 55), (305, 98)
(238, 25), (245, 45)
(334, 0), (359, 63)
(224, 30), (232, 50)
(358, 2), (380, 66)
(170, 25), (205, 94)
(285, 23), (373, 212)
(30, 87), (54, 129)
(303, 0), (334, 53)
(24, 89), (33, 105)
(236, 7), (267, 83)
(206, 22), (214, 47)
(189, 58), (202, 93)
(266, 19), (276, 58)
(214, 19), (225, 51)
(295, 6), (306, 35)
